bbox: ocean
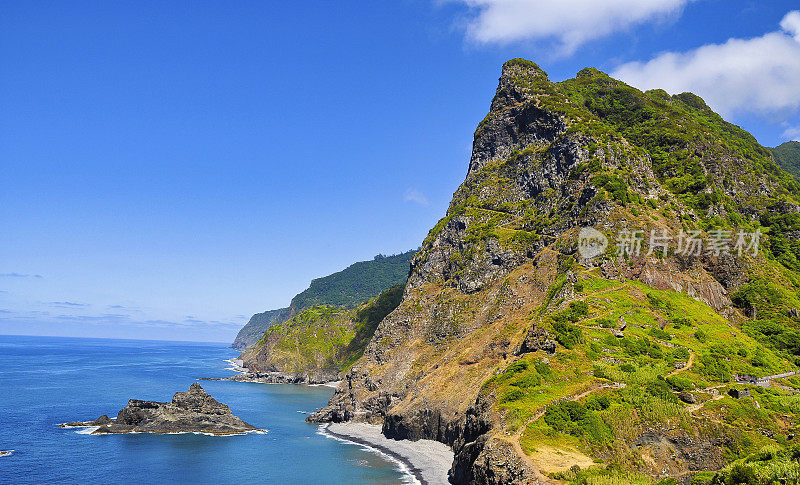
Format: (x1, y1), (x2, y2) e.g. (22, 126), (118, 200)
(0, 335), (410, 484)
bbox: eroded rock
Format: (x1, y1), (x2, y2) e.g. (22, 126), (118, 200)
(60, 383), (258, 435)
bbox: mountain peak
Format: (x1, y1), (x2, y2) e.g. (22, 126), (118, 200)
(575, 67), (607, 79)
(312, 59), (800, 484)
(501, 58), (547, 76)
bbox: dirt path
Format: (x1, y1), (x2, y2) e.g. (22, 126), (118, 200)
(582, 283), (630, 299)
(502, 382), (626, 482)
(498, 434), (553, 483)
(687, 393), (724, 413)
(667, 352), (695, 377)
(514, 383), (623, 440)
(685, 383), (728, 413)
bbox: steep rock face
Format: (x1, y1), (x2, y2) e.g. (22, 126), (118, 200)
(61, 383), (257, 435)
(239, 285), (405, 383)
(230, 251), (414, 350)
(231, 308), (290, 350)
(407, 64), (660, 296)
(311, 59), (800, 484)
(239, 305), (357, 383)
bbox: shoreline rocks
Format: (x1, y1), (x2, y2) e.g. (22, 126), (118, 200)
(201, 371), (337, 386)
(60, 383), (259, 435)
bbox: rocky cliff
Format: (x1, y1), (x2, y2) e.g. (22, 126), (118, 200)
(231, 308), (290, 350)
(231, 251), (415, 350)
(238, 284), (404, 383)
(61, 383), (257, 435)
(309, 59), (800, 484)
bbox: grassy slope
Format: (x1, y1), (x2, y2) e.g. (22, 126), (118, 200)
(257, 305), (357, 374)
(423, 61), (800, 483)
(232, 250), (414, 349)
(243, 285), (404, 376)
(481, 264), (800, 484)
(289, 250), (414, 310)
(772, 141), (800, 181)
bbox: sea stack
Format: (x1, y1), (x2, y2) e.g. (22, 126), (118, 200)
(61, 383), (258, 435)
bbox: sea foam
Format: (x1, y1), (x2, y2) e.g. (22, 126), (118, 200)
(316, 424), (420, 485)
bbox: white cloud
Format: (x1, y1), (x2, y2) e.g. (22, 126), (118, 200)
(781, 10), (800, 41)
(403, 188), (429, 206)
(783, 126), (800, 141)
(453, 0), (693, 53)
(613, 11), (800, 118)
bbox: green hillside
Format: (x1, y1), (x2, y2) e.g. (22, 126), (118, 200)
(308, 59), (800, 484)
(288, 250), (414, 310)
(239, 284), (404, 381)
(487, 271), (797, 485)
(230, 308), (289, 350)
(772, 141), (800, 180)
(231, 250), (414, 349)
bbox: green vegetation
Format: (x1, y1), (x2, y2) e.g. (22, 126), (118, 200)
(549, 302), (588, 349)
(693, 445), (800, 485)
(290, 250), (415, 311)
(289, 250), (415, 310)
(543, 397), (612, 443)
(335, 284), (405, 370)
(591, 173), (630, 204)
(481, 269), (797, 483)
(234, 250), (414, 349)
(760, 211), (800, 272)
(230, 307), (289, 350)
(731, 275), (800, 361)
(242, 284), (405, 376)
(252, 305), (357, 374)
(553, 467), (667, 485)
(554, 70), (799, 217)
(772, 141), (800, 181)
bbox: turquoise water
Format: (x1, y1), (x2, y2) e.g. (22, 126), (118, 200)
(0, 335), (409, 484)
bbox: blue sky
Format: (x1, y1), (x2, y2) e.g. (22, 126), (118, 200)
(2, 0), (800, 342)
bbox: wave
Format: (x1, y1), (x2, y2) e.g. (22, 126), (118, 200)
(63, 425), (267, 437)
(308, 381), (342, 388)
(316, 424), (420, 485)
(223, 358), (247, 373)
(156, 429), (268, 437)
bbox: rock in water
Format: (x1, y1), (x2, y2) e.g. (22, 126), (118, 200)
(60, 383), (258, 435)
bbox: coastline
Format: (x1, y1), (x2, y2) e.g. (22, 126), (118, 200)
(202, 369), (342, 386)
(4, 336), (412, 483)
(309, 380), (342, 388)
(319, 422), (453, 485)
(223, 358), (247, 373)
(60, 423), (268, 437)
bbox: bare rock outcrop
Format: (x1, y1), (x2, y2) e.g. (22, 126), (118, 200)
(60, 383), (258, 435)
